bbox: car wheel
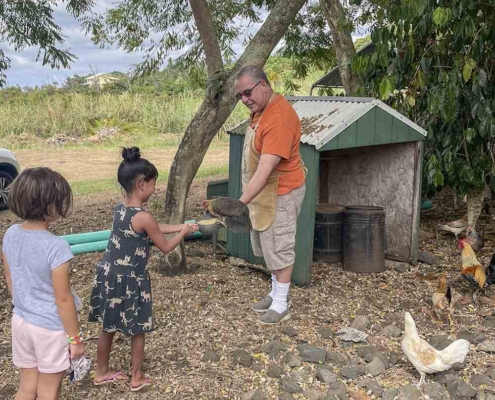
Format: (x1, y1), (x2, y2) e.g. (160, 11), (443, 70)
(0, 170), (14, 211)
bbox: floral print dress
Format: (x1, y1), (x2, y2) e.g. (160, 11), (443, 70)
(89, 204), (154, 336)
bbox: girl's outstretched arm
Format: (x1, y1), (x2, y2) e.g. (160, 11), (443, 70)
(133, 212), (197, 254)
(158, 224), (188, 234)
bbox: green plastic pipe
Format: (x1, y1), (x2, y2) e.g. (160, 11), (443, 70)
(64, 220), (202, 255)
(70, 240), (109, 255)
(62, 230), (111, 245)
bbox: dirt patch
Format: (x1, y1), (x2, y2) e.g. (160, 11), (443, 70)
(13, 145), (229, 183)
(1, 186), (495, 399)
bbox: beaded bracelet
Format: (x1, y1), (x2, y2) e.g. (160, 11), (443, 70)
(67, 330), (83, 345)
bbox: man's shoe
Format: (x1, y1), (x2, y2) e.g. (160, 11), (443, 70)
(251, 296), (273, 313)
(259, 308), (291, 325)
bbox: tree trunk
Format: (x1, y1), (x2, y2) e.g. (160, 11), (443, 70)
(159, 0), (307, 275)
(467, 188), (484, 228)
(320, 0), (362, 95)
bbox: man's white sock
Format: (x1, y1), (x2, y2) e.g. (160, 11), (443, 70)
(268, 274), (277, 299)
(270, 281), (290, 313)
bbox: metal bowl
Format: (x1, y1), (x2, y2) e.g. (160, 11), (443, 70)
(196, 213), (224, 235)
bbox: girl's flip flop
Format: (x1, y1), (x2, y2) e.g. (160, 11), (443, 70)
(93, 371), (128, 386)
(130, 376), (151, 392)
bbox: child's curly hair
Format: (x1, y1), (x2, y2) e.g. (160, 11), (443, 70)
(8, 167), (72, 221)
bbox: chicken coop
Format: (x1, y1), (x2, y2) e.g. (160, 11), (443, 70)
(226, 96), (427, 286)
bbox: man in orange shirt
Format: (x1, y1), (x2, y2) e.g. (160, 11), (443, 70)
(236, 65), (306, 324)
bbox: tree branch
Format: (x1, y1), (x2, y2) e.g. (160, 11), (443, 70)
(189, 0), (223, 78)
(233, 0), (307, 73)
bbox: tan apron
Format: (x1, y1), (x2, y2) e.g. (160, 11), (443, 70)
(241, 95), (307, 232)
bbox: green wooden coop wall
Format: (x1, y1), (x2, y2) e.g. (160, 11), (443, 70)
(226, 134), (319, 286)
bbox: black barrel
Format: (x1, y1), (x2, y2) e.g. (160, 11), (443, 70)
(313, 204), (345, 263)
(343, 205), (385, 273)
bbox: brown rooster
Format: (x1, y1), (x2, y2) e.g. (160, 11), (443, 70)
(202, 197), (252, 233)
(458, 238), (495, 304)
(432, 273), (454, 326)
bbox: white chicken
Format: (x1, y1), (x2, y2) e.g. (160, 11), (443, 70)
(401, 312), (470, 388)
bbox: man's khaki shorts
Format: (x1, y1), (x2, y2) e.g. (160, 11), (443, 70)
(250, 184), (306, 271)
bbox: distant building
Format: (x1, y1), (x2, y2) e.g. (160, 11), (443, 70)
(83, 73), (119, 87)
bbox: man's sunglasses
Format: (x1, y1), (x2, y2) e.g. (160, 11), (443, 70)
(235, 80), (262, 100)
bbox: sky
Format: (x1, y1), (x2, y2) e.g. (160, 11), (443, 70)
(4, 2), (369, 88)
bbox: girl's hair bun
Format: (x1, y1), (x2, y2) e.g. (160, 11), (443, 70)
(122, 147), (141, 162)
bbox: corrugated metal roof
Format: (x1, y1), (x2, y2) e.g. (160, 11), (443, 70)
(227, 96), (426, 150)
(311, 43), (376, 90)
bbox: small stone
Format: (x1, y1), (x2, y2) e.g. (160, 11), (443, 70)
(318, 327), (335, 339)
(233, 350), (253, 367)
(267, 363), (284, 379)
(418, 251), (439, 265)
(303, 389), (324, 400)
(291, 366), (313, 384)
(282, 352), (302, 368)
(383, 324), (402, 338)
(395, 263), (409, 273)
(424, 382), (449, 400)
(357, 346), (380, 360)
(453, 360), (468, 371)
(262, 340), (288, 359)
(282, 327), (298, 337)
(484, 367), (495, 380)
(372, 324), (383, 333)
(365, 357), (386, 377)
(483, 317), (495, 329)
(340, 364), (365, 380)
(202, 350), (220, 362)
(297, 344), (326, 364)
(243, 389), (266, 400)
(327, 351), (348, 366)
(356, 378), (383, 396)
(388, 352), (402, 366)
(278, 394), (296, 400)
(429, 335), (453, 350)
(317, 366), (338, 384)
(458, 330), (486, 345)
(326, 381), (348, 400)
(280, 377), (303, 394)
(351, 315), (371, 331)
(470, 374), (494, 388)
(336, 327), (368, 343)
(478, 341), (495, 353)
(476, 391), (495, 400)
(447, 378), (477, 399)
(434, 371), (458, 385)
(252, 362), (264, 372)
(399, 384), (422, 400)
(382, 388), (398, 400)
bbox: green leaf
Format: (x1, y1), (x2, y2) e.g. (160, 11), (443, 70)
(371, 53), (378, 66)
(463, 64), (472, 82)
(406, 94), (416, 108)
(379, 77), (393, 100)
(432, 7), (451, 26)
(433, 170), (444, 187)
(466, 58), (476, 69)
(478, 69), (488, 86)
(464, 128), (476, 142)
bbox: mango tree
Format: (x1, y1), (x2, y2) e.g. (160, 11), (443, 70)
(352, 0), (495, 227)
(84, 0), (308, 274)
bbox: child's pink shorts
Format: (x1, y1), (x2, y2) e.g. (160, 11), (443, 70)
(12, 313), (70, 373)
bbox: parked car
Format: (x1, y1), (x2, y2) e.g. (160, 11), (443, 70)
(0, 148), (21, 211)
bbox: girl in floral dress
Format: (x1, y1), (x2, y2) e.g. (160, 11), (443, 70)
(89, 147), (197, 391)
